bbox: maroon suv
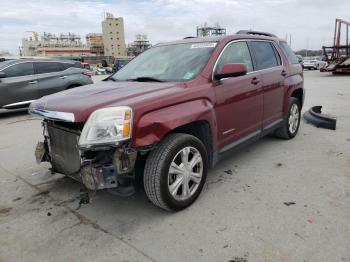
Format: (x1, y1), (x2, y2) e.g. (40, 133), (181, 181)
(30, 31), (304, 211)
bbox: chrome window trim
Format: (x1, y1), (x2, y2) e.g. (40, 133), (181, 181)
(0, 61), (76, 74)
(29, 108), (75, 122)
(211, 39), (284, 81)
(2, 100), (35, 109)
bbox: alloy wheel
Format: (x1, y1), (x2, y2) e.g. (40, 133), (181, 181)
(288, 103), (299, 134)
(168, 146), (203, 201)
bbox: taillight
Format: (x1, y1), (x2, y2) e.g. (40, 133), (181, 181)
(83, 70), (92, 77)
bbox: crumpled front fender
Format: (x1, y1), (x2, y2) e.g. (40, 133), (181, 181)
(132, 99), (216, 148)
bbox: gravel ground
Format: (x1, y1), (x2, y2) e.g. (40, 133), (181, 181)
(0, 71), (349, 262)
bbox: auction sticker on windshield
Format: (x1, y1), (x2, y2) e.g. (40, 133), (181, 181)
(190, 42), (217, 48)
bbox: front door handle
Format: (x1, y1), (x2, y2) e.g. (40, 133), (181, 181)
(28, 81), (37, 84)
(281, 70), (287, 76)
(251, 77), (260, 85)
(60, 76), (67, 79)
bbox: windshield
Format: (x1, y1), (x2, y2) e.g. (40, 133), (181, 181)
(0, 60), (14, 70)
(111, 42), (217, 82)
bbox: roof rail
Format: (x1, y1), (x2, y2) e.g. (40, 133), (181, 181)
(236, 30), (277, 37)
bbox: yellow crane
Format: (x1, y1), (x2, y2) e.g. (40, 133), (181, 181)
(26, 31), (39, 41)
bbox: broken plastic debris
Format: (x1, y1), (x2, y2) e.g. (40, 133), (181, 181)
(283, 201), (296, 206)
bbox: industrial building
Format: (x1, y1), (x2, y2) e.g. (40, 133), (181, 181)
(102, 12), (127, 57)
(21, 32), (91, 57)
(35, 47), (91, 57)
(127, 34), (151, 56)
(196, 23), (226, 37)
(21, 13), (148, 59)
(86, 33), (104, 55)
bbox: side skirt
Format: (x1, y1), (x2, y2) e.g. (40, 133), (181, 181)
(261, 118), (284, 137)
(211, 118), (284, 167)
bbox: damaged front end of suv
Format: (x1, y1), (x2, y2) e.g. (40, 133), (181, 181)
(31, 106), (138, 192)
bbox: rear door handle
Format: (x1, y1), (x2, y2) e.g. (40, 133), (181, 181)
(251, 77), (260, 85)
(60, 76), (67, 79)
(28, 81), (37, 84)
(281, 70), (287, 76)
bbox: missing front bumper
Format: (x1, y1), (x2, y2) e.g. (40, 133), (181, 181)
(35, 121), (137, 191)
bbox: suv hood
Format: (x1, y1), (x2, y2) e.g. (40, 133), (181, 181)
(30, 80), (184, 122)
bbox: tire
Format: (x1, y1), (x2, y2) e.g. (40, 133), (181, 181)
(143, 133), (208, 211)
(275, 97), (301, 139)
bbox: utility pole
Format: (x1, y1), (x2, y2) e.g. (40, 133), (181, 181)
(289, 34), (292, 48)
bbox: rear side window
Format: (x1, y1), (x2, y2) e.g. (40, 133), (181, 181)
(215, 41), (254, 73)
(249, 41), (280, 70)
(34, 62), (61, 74)
(60, 63), (77, 70)
(3, 62), (34, 77)
(279, 42), (299, 64)
(70, 62), (82, 68)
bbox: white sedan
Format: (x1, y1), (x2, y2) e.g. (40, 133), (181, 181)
(303, 56), (327, 70)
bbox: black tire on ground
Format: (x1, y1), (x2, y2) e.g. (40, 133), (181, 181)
(275, 97), (301, 139)
(143, 133), (208, 211)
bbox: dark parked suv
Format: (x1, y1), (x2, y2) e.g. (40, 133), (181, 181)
(30, 31), (304, 211)
(0, 59), (93, 109)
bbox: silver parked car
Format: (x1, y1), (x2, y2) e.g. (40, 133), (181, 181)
(0, 59), (93, 109)
(302, 56), (327, 70)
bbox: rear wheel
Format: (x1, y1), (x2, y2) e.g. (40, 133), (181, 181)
(143, 133), (208, 211)
(275, 97), (301, 139)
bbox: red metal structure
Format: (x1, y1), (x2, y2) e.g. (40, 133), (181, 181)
(321, 18), (350, 73)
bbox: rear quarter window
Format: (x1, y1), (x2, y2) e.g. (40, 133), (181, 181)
(279, 42), (299, 64)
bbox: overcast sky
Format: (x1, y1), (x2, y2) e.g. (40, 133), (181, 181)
(0, 0), (349, 54)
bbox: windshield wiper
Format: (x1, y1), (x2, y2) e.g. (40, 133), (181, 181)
(133, 76), (164, 82)
(110, 76), (165, 82)
(103, 75), (117, 81)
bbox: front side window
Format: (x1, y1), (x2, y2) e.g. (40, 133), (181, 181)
(250, 41), (280, 70)
(215, 41), (254, 73)
(3, 62), (34, 77)
(34, 62), (61, 74)
(112, 42), (217, 82)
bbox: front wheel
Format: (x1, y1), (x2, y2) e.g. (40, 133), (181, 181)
(143, 133), (208, 211)
(275, 97), (301, 139)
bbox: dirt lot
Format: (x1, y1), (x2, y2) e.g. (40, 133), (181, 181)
(0, 71), (349, 262)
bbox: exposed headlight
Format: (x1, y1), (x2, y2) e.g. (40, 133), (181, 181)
(79, 106), (132, 148)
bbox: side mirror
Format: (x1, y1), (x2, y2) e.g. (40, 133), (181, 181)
(0, 72), (6, 79)
(214, 63), (247, 80)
